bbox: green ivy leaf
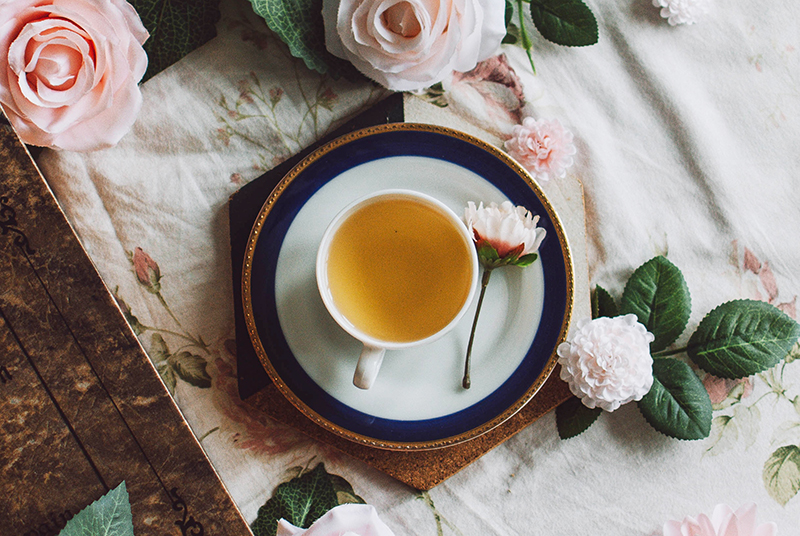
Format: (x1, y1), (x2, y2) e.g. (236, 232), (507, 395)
(247, 0), (361, 79)
(763, 445), (800, 506)
(620, 256), (692, 352)
(169, 351), (212, 388)
(688, 300), (800, 379)
(59, 481), (133, 536)
(637, 357), (712, 440)
(251, 463), (363, 536)
(129, 0), (221, 82)
(592, 285), (618, 319)
(556, 396), (602, 439)
(529, 0), (598, 47)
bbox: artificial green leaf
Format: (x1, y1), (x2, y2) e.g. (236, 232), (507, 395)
(556, 396), (602, 439)
(688, 300), (800, 379)
(763, 445), (800, 506)
(169, 351), (212, 388)
(251, 463), (352, 536)
(592, 285), (618, 319)
(59, 481), (133, 536)
(637, 357), (712, 440)
(129, 0), (221, 82)
(514, 253), (538, 267)
(620, 256), (692, 352)
(248, 0), (361, 79)
(529, 0), (598, 47)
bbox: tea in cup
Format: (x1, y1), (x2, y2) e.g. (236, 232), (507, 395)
(316, 189), (479, 389)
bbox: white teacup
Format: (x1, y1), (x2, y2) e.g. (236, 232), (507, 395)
(316, 189), (479, 389)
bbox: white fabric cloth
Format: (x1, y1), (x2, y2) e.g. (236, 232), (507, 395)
(37, 0), (800, 533)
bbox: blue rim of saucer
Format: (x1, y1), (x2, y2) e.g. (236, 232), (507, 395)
(242, 123), (574, 450)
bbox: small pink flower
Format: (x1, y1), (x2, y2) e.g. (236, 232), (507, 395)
(504, 117), (576, 182)
(663, 503), (776, 536)
(132, 247), (161, 293)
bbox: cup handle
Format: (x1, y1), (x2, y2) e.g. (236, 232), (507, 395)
(353, 345), (385, 390)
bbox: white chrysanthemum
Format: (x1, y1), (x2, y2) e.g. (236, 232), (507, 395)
(464, 201), (546, 261)
(557, 315), (655, 412)
(653, 0), (709, 25)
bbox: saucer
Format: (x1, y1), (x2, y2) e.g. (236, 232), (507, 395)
(241, 123), (573, 450)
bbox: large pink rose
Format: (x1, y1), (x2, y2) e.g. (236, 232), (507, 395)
(323, 0), (506, 91)
(0, 0), (148, 151)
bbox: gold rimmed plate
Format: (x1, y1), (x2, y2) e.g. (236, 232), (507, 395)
(241, 123), (573, 450)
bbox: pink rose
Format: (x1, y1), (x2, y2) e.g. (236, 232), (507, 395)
(0, 0), (148, 151)
(322, 0), (506, 91)
(277, 504), (396, 536)
(663, 503), (776, 536)
(504, 117), (576, 182)
(132, 246), (160, 293)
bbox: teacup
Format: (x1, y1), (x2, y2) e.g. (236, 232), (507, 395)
(316, 189), (479, 389)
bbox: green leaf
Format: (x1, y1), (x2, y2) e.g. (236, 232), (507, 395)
(247, 0), (361, 79)
(704, 415), (737, 456)
(251, 463), (361, 536)
(169, 351), (212, 388)
(637, 357), (712, 440)
(763, 445), (800, 506)
(513, 253), (538, 267)
(59, 481), (133, 536)
(592, 286), (618, 319)
(529, 0), (598, 47)
(620, 256), (692, 352)
(157, 362), (177, 393)
(688, 300), (800, 379)
(556, 396), (602, 439)
(129, 0), (222, 82)
(150, 333), (170, 361)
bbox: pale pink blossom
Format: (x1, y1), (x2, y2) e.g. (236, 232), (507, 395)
(442, 54), (526, 138)
(322, 0), (506, 91)
(663, 503), (776, 536)
(557, 315), (654, 412)
(504, 117), (576, 182)
(277, 504), (395, 536)
(464, 200), (545, 267)
(653, 0), (710, 26)
(703, 374), (753, 405)
(0, 0), (149, 151)
(132, 247), (161, 293)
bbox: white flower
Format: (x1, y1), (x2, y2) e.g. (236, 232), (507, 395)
(557, 315), (654, 412)
(277, 504), (395, 536)
(663, 503), (777, 536)
(652, 0), (710, 26)
(464, 201), (546, 266)
(322, 0), (506, 91)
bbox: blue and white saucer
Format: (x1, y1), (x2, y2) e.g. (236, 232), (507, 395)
(241, 123), (573, 450)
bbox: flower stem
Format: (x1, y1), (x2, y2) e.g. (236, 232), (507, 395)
(651, 346), (689, 358)
(463, 268), (493, 389)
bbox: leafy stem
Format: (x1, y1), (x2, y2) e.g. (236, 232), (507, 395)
(516, 0), (536, 74)
(463, 268), (493, 389)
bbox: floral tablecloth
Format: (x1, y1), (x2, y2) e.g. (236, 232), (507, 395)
(36, 0), (800, 533)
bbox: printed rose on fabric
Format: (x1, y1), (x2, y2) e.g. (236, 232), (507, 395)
(0, 0), (149, 151)
(322, 0), (506, 91)
(652, 0), (710, 26)
(557, 315), (655, 412)
(464, 200), (546, 269)
(504, 117), (576, 182)
(132, 247), (161, 293)
(277, 504), (396, 536)
(663, 503), (776, 536)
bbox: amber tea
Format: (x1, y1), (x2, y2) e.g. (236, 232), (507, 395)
(325, 196), (475, 343)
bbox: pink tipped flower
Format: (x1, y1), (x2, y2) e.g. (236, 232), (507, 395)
(464, 201), (546, 268)
(663, 503), (776, 536)
(504, 117), (576, 182)
(132, 247), (161, 293)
